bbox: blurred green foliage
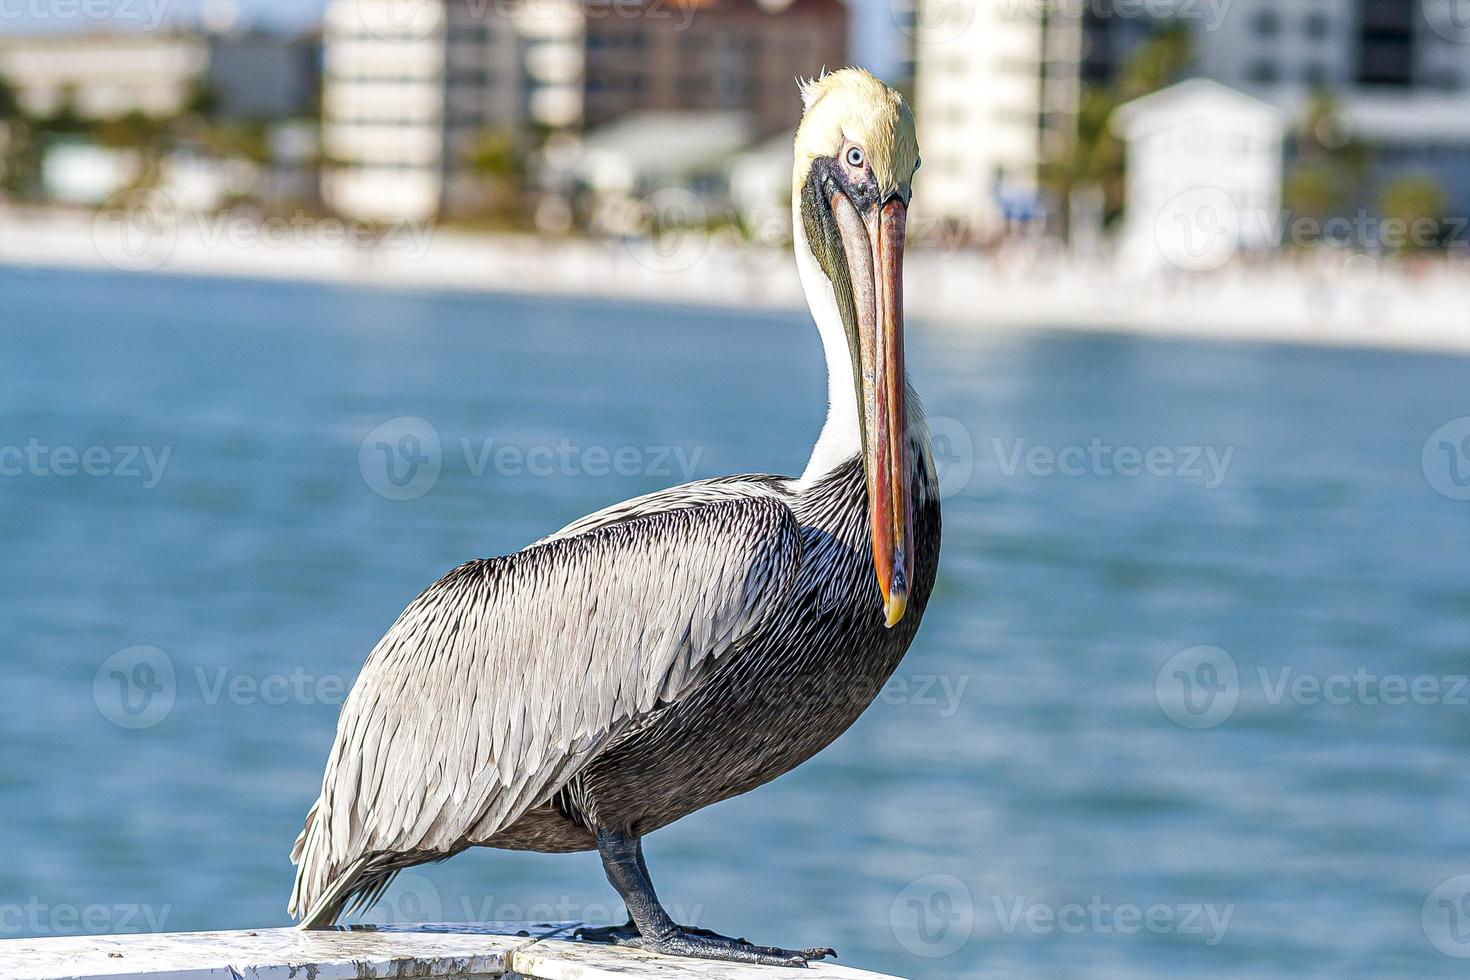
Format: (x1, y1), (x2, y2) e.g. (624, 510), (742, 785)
(1378, 173), (1450, 250)
(1282, 94), (1371, 222)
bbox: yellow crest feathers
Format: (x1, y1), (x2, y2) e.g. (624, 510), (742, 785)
(791, 67), (920, 201)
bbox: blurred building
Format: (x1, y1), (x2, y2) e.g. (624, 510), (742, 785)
(1082, 0), (1470, 211)
(888, 0), (917, 94)
(1334, 92), (1470, 211)
(547, 0), (847, 133)
(0, 32), (209, 118)
(206, 31), (322, 120)
(40, 141), (137, 204)
(1114, 79), (1285, 273)
(915, 0), (1470, 235)
(1082, 0), (1470, 97)
(322, 0), (844, 222)
(40, 139), (258, 209)
(729, 132), (794, 229)
(912, 0), (1081, 236)
(0, 30), (318, 121)
(321, 0), (526, 222)
(552, 110), (754, 231)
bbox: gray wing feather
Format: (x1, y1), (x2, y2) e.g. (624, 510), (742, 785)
(533, 475), (787, 546)
(290, 496), (802, 923)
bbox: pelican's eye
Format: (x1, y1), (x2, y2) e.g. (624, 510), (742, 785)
(845, 146), (865, 169)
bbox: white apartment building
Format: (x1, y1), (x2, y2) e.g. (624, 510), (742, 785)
(321, 0), (525, 222)
(912, 0), (1080, 236)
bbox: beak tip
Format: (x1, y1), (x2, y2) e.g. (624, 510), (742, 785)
(883, 592), (908, 628)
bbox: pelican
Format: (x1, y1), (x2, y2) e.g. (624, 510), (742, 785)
(290, 67), (940, 967)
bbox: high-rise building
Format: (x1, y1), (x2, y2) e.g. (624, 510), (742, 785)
(912, 0), (1081, 236)
(321, 0), (525, 221)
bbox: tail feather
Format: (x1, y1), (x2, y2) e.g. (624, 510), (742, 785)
(297, 860), (398, 929)
(290, 799), (429, 929)
(290, 799), (376, 929)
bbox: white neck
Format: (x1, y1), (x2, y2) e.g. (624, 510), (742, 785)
(793, 215), (862, 487)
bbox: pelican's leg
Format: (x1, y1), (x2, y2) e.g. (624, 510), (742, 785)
(583, 828), (835, 968)
(573, 838), (653, 944)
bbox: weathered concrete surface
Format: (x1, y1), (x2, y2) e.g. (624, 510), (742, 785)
(0, 922), (909, 980)
(511, 937), (903, 980)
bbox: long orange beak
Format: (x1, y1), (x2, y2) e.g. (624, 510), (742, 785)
(832, 193), (913, 627)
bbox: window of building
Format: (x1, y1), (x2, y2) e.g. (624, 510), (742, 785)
(1303, 11), (1329, 39)
(1252, 9), (1281, 37)
(1356, 0), (1415, 86)
(1248, 59), (1279, 84)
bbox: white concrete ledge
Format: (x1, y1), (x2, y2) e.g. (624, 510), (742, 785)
(0, 922), (908, 980)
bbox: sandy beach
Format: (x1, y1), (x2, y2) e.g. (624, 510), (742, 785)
(4, 204), (1470, 354)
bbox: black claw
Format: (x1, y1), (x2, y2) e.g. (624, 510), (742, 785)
(573, 920), (641, 945)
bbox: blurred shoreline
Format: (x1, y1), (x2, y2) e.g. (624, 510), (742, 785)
(4, 205), (1470, 354)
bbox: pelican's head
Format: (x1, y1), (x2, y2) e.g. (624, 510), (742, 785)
(792, 68), (919, 629)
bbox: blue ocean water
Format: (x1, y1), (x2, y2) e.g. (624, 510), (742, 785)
(1, 263), (1468, 978)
